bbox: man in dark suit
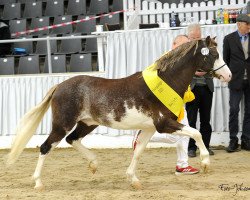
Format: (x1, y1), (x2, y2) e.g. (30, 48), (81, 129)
(223, 14), (250, 152)
(186, 24), (214, 157)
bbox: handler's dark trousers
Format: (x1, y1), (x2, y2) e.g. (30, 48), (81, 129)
(229, 80), (250, 141)
(186, 85), (213, 151)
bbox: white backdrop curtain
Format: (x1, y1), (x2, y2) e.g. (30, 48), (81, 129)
(105, 24), (241, 133)
(0, 73), (119, 136)
(0, 73), (136, 136)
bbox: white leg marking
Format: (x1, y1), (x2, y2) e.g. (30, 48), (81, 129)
(173, 126), (210, 172)
(127, 129), (155, 189)
(72, 139), (98, 174)
(32, 142), (59, 190)
(32, 154), (46, 190)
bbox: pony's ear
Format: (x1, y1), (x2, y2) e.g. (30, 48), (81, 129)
(205, 36), (211, 46)
(213, 36), (216, 40)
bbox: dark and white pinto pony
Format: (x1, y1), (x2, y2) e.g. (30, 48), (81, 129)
(7, 36), (231, 190)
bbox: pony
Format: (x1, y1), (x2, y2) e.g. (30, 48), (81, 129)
(7, 36), (231, 190)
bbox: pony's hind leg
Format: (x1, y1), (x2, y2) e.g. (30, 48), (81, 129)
(66, 121), (98, 174)
(127, 129), (155, 189)
(32, 124), (68, 190)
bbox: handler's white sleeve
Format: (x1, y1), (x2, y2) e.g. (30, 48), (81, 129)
(150, 108), (189, 168)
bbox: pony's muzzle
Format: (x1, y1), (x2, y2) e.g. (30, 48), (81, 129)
(213, 64), (232, 83)
(220, 70), (232, 82)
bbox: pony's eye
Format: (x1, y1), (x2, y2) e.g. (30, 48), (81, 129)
(210, 51), (218, 58)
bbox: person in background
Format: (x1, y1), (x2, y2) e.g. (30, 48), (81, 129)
(186, 23), (215, 157)
(223, 14), (250, 152)
(0, 19), (11, 56)
(134, 34), (199, 175)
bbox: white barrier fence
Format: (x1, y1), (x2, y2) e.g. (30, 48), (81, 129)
(123, 0), (248, 29)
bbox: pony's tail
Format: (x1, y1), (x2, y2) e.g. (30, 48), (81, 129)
(6, 85), (58, 165)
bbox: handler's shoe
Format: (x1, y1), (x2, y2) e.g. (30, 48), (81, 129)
(175, 166), (199, 175)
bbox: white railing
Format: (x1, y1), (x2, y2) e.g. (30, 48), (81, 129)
(123, 0), (248, 29)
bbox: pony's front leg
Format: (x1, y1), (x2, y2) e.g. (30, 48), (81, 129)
(127, 129), (155, 189)
(173, 126), (210, 172)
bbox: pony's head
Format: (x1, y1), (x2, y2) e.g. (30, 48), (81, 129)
(195, 36), (231, 82)
(154, 36), (231, 83)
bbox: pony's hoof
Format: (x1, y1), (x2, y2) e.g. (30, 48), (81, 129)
(89, 160), (98, 174)
(202, 164), (209, 173)
(200, 155), (210, 173)
(201, 162), (210, 173)
(131, 181), (142, 190)
(34, 184), (44, 191)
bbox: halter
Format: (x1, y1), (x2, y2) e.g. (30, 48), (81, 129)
(198, 63), (227, 79)
(209, 63), (227, 78)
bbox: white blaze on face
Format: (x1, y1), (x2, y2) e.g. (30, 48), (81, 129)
(213, 50), (232, 82)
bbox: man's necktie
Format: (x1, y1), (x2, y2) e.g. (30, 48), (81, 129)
(241, 35), (247, 42)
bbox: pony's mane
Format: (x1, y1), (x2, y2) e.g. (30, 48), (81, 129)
(154, 40), (199, 71)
